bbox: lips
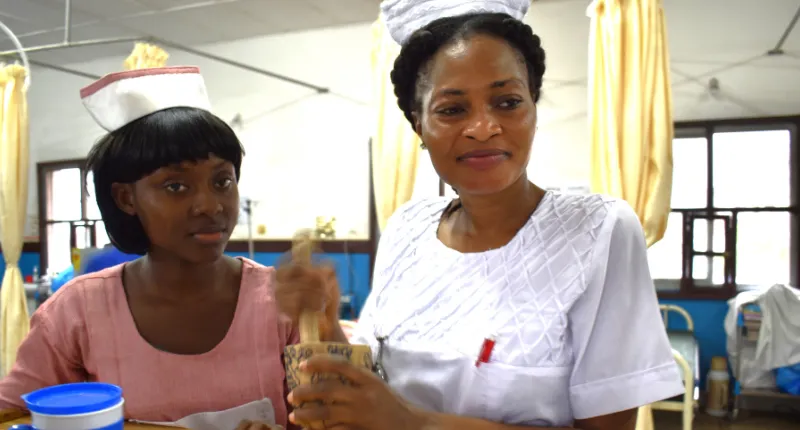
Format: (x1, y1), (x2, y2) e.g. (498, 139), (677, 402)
(456, 148), (510, 171)
(189, 225), (228, 244)
(191, 226), (226, 235)
(457, 149), (510, 160)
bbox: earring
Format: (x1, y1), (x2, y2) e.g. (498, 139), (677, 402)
(419, 142), (427, 150)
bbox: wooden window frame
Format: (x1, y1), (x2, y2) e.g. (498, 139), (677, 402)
(658, 116), (799, 300)
(37, 158), (104, 273)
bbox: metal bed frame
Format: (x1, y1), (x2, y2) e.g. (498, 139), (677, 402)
(731, 301), (799, 419)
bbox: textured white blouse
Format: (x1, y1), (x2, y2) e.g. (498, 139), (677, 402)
(351, 192), (683, 426)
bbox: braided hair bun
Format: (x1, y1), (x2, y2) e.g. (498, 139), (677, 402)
(390, 13), (546, 126)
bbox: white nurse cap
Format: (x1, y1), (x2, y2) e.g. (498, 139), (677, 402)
(381, 0), (531, 45)
(79, 66), (212, 132)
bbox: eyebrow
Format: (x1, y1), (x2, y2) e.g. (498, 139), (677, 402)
(166, 159), (228, 172)
(491, 78), (524, 88)
(434, 78), (525, 98)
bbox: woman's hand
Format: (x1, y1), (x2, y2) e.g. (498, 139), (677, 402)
(234, 420), (282, 429)
(275, 261), (341, 339)
(287, 355), (430, 430)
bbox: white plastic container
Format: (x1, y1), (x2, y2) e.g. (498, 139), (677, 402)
(12, 382), (125, 430)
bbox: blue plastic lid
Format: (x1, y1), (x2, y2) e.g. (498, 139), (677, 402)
(22, 383), (122, 416)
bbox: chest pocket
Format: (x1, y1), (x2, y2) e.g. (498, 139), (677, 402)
(458, 362), (573, 426)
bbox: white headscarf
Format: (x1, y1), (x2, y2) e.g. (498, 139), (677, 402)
(381, 0), (530, 45)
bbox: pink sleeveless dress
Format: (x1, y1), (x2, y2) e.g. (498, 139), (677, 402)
(0, 258), (298, 426)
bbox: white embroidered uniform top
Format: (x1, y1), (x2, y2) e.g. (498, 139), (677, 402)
(351, 192), (683, 426)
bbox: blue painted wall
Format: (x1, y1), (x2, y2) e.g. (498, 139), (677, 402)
(0, 251), (40, 282)
(226, 251), (372, 319)
(658, 298), (730, 389)
(5, 250), (730, 387)
(3, 250), (372, 318)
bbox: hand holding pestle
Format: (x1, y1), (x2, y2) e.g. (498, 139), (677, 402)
(283, 234), (374, 430)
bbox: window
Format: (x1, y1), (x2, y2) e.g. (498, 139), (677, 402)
(37, 159), (108, 274)
(651, 119), (798, 299)
(648, 137), (710, 285)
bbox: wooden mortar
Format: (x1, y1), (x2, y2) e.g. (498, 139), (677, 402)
(284, 234), (373, 430)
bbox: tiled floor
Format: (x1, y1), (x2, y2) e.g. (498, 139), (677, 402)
(654, 411), (800, 429)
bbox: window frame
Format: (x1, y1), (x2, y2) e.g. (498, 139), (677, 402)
(657, 116), (799, 300)
(36, 158), (103, 273)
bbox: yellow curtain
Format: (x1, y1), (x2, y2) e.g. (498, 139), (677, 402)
(0, 64), (30, 376)
(370, 17), (420, 231)
(588, 0), (674, 248)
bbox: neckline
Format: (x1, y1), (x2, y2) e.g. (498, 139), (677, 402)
(117, 256), (251, 358)
(431, 190), (552, 257)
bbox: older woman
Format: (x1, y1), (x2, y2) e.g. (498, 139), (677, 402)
(0, 67), (293, 430)
(276, 2), (683, 430)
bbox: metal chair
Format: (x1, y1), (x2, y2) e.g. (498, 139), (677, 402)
(652, 304), (699, 430)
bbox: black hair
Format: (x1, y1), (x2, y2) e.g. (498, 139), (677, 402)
(85, 107), (245, 255)
(390, 12), (546, 126)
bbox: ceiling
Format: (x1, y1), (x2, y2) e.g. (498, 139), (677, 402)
(0, 0), (799, 122)
(526, 0), (800, 122)
(0, 0), (381, 64)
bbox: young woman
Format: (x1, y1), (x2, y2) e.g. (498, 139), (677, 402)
(276, 5), (683, 430)
(0, 67), (293, 430)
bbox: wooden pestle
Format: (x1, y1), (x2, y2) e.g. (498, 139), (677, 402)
(285, 233), (374, 430)
(291, 234), (320, 344)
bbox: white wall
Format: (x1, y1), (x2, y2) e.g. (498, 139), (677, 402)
(26, 24), (373, 240)
(18, 0), (800, 241)
(23, 22), (590, 240)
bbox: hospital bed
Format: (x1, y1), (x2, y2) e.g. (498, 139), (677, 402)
(652, 304), (699, 430)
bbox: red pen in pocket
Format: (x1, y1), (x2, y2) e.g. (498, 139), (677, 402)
(475, 335), (496, 367)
